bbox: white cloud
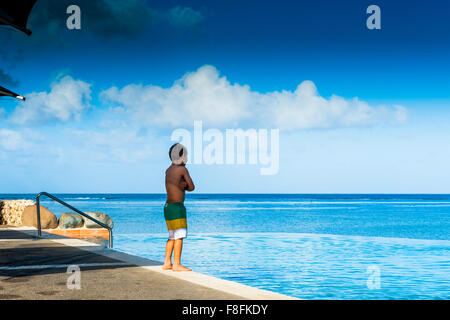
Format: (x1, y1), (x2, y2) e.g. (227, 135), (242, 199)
(0, 128), (47, 165)
(11, 75), (92, 126)
(100, 65), (407, 130)
(259, 81), (408, 129)
(0, 125), (152, 165)
(0, 129), (25, 151)
(166, 6), (204, 27)
(101, 65), (252, 127)
(69, 129), (153, 164)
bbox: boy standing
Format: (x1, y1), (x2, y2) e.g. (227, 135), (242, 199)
(163, 143), (195, 271)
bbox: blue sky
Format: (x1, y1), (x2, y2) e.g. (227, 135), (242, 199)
(0, 0), (449, 193)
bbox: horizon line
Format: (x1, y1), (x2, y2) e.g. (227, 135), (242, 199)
(1, 193), (450, 195)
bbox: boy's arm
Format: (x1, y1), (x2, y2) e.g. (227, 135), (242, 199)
(181, 167), (195, 191)
(178, 177), (188, 191)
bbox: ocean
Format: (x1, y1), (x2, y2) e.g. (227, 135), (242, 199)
(3, 193), (449, 299)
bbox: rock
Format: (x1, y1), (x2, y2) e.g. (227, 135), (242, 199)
(58, 212), (84, 229)
(84, 212), (114, 229)
(0, 200), (36, 226)
(22, 205), (58, 229)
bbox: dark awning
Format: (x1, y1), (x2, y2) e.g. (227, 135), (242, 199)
(0, 0), (37, 36)
(0, 86), (25, 101)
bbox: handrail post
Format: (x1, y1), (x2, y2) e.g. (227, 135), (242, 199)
(36, 194), (42, 237)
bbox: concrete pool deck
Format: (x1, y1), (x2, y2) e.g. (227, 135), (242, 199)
(0, 226), (296, 300)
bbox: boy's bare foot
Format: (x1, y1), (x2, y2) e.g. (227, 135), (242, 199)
(162, 263), (172, 270)
(172, 264), (192, 272)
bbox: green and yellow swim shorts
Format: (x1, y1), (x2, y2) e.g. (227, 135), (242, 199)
(164, 202), (187, 239)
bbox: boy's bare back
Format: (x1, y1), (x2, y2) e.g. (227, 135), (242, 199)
(165, 164), (195, 203)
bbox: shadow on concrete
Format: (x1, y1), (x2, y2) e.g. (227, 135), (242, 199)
(0, 243), (136, 278)
(0, 228), (162, 281)
(0, 264), (134, 279)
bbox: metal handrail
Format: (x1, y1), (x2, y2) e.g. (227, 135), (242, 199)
(36, 192), (113, 248)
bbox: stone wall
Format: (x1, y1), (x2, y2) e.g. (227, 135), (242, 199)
(0, 200), (36, 226)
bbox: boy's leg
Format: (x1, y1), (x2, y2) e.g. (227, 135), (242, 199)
(162, 239), (175, 269)
(172, 239), (192, 272)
